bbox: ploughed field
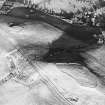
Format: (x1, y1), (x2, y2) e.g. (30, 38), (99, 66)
(0, 14), (105, 105)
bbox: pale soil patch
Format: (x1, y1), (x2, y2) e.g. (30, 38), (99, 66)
(0, 15), (63, 49)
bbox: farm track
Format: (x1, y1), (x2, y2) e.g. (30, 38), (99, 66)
(17, 48), (74, 105)
(0, 47), (73, 105)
